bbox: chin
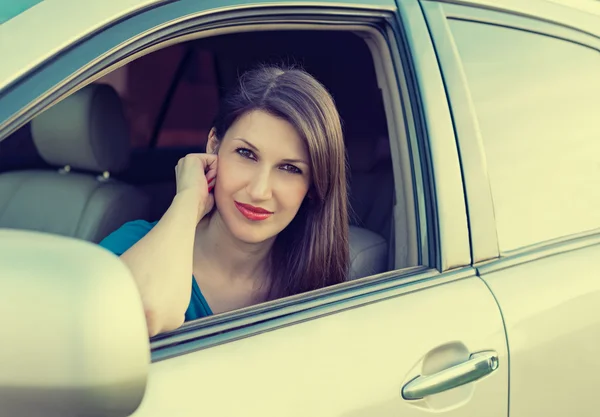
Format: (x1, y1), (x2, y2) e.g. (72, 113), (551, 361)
(229, 223), (277, 244)
(216, 201), (290, 244)
(219, 210), (277, 244)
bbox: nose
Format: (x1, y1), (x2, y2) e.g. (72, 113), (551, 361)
(246, 168), (272, 201)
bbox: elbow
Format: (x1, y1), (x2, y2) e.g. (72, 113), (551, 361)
(144, 307), (185, 337)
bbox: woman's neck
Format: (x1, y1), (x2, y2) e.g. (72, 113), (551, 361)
(194, 211), (273, 284)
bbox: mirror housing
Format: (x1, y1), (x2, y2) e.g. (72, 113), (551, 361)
(0, 229), (149, 417)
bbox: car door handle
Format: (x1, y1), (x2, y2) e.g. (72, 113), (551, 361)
(402, 351), (499, 400)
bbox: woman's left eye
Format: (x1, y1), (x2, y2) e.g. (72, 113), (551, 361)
(280, 164), (302, 174)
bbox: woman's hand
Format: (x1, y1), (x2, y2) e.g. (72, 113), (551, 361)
(175, 153), (218, 224)
(120, 153), (218, 336)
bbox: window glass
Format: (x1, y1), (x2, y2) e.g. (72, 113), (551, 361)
(97, 45), (218, 149)
(449, 19), (600, 251)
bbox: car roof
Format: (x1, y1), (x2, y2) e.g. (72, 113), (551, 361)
(460, 0), (600, 34)
(0, 0), (400, 93)
(0, 0), (598, 94)
(0, 0), (163, 91)
(545, 0), (600, 17)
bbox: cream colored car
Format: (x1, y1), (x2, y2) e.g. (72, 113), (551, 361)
(1, 0), (599, 416)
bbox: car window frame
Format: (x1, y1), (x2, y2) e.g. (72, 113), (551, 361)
(423, 0), (600, 263)
(0, 0), (471, 360)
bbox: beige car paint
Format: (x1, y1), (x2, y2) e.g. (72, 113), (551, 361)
(134, 275), (508, 417)
(480, 240), (600, 417)
(0, 0), (162, 90)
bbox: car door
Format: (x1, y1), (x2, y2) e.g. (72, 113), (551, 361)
(0, 1), (509, 416)
(423, 2), (600, 416)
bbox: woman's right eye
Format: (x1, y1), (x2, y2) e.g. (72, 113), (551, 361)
(236, 148), (257, 160)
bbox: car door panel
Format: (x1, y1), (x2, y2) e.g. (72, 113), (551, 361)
(134, 273), (508, 417)
(129, 2), (507, 416)
(127, 1), (510, 414)
(480, 241), (600, 417)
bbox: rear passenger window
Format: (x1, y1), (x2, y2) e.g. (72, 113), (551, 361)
(449, 20), (600, 251)
(97, 46), (219, 150)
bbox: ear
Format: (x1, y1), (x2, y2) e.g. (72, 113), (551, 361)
(206, 128), (220, 154)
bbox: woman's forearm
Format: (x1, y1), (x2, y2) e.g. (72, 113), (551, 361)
(120, 190), (202, 336)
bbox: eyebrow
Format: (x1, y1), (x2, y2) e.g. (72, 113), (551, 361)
(281, 158), (309, 165)
(233, 137), (309, 166)
(235, 138), (259, 152)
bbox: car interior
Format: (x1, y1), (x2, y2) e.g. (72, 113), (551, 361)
(0, 29), (414, 282)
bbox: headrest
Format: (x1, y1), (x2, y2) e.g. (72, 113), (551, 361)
(346, 135), (379, 173)
(346, 135), (390, 173)
(31, 84), (130, 173)
(340, 86), (389, 174)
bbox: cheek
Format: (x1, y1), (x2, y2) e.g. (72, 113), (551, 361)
(215, 156), (248, 192)
(274, 177), (310, 210)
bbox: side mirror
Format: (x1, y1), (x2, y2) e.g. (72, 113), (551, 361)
(0, 229), (149, 417)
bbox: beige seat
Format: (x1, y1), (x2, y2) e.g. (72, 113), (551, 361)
(346, 134), (395, 280)
(0, 84), (150, 243)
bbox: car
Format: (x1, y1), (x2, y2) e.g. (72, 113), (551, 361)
(1, 0), (599, 416)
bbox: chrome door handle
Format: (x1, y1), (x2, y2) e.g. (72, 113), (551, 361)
(402, 351), (499, 400)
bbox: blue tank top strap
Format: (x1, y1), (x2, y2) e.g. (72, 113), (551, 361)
(98, 219), (213, 322)
(185, 276), (213, 321)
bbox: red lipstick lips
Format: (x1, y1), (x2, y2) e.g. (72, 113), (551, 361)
(234, 201), (273, 221)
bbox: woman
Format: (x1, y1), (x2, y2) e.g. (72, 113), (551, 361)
(99, 65), (349, 337)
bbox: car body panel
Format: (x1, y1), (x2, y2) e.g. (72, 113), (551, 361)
(0, 0), (162, 91)
(480, 239), (600, 417)
(0, 0), (397, 93)
(421, 0), (600, 265)
(424, 2), (600, 416)
(431, 0), (600, 36)
(394, 0), (470, 270)
(135, 275), (508, 417)
(419, 0), (499, 264)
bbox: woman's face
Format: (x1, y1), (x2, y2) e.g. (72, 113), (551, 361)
(208, 110), (311, 244)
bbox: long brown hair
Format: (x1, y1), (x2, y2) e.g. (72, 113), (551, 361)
(212, 65), (349, 299)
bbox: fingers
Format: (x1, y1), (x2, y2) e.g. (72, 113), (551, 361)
(207, 176), (216, 193)
(185, 153), (217, 167)
(174, 153), (218, 222)
(182, 153), (218, 181)
(176, 153), (218, 179)
(200, 155), (218, 181)
(205, 163), (218, 183)
(177, 153), (217, 168)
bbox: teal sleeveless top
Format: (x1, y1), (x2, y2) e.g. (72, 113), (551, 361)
(98, 220), (213, 321)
